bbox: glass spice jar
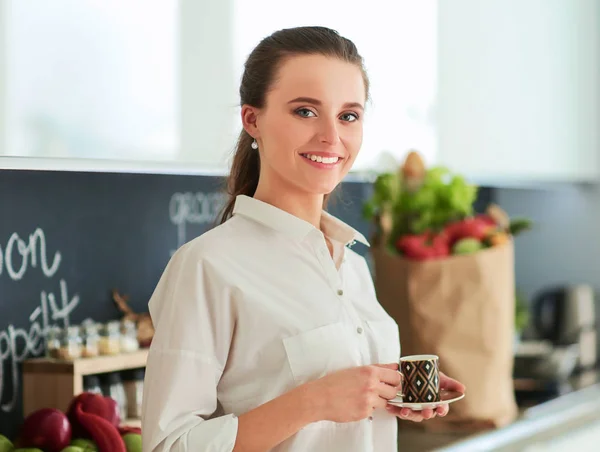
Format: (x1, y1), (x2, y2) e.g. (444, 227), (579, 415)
(99, 321), (121, 355)
(120, 319), (139, 353)
(45, 326), (62, 359)
(83, 374), (103, 395)
(122, 368), (144, 419)
(57, 325), (82, 360)
(102, 372), (128, 420)
(81, 322), (100, 358)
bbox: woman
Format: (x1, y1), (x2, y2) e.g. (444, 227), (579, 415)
(142, 26), (465, 452)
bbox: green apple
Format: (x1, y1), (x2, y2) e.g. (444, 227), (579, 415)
(122, 433), (142, 452)
(452, 237), (484, 255)
(0, 435), (14, 452)
(70, 439), (97, 451)
(60, 447), (85, 452)
(13, 449), (43, 452)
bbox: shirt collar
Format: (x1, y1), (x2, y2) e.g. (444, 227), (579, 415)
(232, 195), (370, 247)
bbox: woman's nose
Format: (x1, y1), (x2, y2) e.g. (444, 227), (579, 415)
(318, 118), (340, 145)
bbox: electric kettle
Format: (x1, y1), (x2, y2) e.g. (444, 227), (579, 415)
(531, 284), (595, 345)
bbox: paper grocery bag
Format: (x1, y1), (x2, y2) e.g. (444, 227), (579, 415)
(373, 242), (518, 431)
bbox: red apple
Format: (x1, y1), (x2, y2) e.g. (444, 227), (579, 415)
(19, 408), (71, 452)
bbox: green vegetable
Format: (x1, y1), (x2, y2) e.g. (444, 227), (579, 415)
(0, 435), (14, 452)
(362, 172), (401, 222)
(515, 289), (529, 333)
(364, 164), (478, 249)
(509, 218), (533, 236)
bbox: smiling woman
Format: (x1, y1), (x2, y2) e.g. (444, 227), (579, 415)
(240, 52), (368, 215)
(140, 26), (447, 452)
(217, 31), (370, 226)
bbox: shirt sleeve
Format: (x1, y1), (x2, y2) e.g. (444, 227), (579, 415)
(141, 243), (239, 452)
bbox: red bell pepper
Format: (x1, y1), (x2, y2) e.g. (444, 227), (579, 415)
(445, 216), (496, 245)
(396, 231), (450, 260)
(75, 402), (126, 452)
(66, 392), (121, 439)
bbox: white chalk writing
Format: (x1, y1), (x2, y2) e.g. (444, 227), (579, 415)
(0, 228), (61, 280)
(169, 191), (227, 253)
(0, 228), (79, 413)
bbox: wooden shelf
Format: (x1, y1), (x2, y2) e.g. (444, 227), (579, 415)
(23, 349), (149, 376)
(122, 418), (142, 428)
(22, 349), (149, 417)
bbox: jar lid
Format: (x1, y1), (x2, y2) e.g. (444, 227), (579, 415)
(66, 326), (80, 336)
(105, 372), (122, 385)
(103, 321), (121, 334)
(46, 326), (62, 337)
(83, 375), (101, 388)
(122, 368), (145, 382)
(84, 323), (100, 334)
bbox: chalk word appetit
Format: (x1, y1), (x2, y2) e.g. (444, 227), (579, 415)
(169, 191), (227, 251)
(0, 228), (80, 412)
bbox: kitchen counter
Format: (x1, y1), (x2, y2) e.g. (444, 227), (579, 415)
(398, 370), (600, 451)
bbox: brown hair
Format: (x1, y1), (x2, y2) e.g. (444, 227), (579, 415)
(218, 26), (370, 224)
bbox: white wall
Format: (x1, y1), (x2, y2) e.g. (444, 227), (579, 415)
(437, 0), (600, 181)
(2, 0), (179, 161)
(0, 0), (438, 173)
(0, 0), (6, 156)
(179, 0), (238, 169)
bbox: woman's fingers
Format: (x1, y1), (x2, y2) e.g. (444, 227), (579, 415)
(435, 403), (449, 416)
(379, 382), (400, 400)
(439, 372), (466, 393)
(421, 408), (435, 419)
(375, 366), (403, 388)
(386, 405), (438, 422)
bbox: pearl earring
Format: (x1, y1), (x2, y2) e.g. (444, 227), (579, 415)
(251, 139), (258, 150)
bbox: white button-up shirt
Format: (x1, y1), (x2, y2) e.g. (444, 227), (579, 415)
(141, 195), (401, 452)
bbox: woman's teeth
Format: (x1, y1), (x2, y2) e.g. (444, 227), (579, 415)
(301, 154), (340, 164)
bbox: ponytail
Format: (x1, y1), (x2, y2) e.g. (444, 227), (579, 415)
(218, 130), (260, 224)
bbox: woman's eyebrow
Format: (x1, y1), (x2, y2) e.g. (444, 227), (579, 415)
(287, 97), (364, 111)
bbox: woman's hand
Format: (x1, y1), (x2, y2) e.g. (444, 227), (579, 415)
(386, 371), (466, 422)
(307, 363), (402, 423)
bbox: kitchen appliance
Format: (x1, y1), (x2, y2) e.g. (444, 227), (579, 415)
(514, 340), (580, 380)
(531, 284), (597, 370)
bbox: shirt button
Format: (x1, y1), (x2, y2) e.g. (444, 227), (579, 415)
(357, 327), (363, 334)
(337, 289), (344, 296)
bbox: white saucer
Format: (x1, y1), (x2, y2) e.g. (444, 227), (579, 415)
(387, 390), (465, 411)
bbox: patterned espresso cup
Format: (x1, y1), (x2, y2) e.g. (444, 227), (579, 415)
(399, 354), (441, 403)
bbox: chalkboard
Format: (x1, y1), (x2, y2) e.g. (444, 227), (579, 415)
(0, 169), (373, 437)
(0, 168), (494, 437)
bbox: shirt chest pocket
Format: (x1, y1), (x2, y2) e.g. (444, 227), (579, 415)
(283, 322), (359, 386)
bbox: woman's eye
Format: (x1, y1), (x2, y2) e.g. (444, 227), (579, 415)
(295, 108), (316, 118)
(340, 112), (359, 122)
